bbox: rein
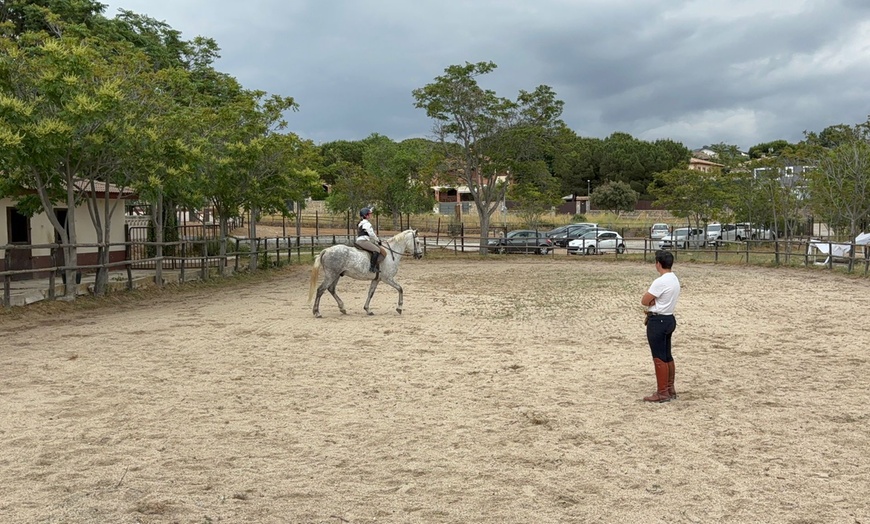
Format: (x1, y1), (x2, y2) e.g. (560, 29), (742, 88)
(381, 231), (419, 261)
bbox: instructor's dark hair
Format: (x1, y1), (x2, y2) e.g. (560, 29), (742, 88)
(655, 250), (674, 269)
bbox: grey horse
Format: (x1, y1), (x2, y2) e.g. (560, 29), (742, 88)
(308, 229), (423, 317)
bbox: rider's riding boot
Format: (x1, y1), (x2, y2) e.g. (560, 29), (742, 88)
(667, 360), (677, 400)
(369, 253), (379, 273)
(643, 358), (672, 403)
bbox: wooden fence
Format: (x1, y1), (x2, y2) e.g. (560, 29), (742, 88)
(3, 233), (869, 308)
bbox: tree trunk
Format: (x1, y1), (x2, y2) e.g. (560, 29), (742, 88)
(295, 202), (302, 236)
(248, 207), (258, 270)
(218, 215), (229, 276)
(63, 190), (79, 300)
(154, 194), (164, 288)
(478, 208), (491, 255)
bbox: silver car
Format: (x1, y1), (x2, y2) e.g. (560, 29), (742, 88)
(659, 227), (705, 249)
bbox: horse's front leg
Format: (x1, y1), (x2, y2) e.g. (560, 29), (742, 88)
(328, 279), (346, 314)
(379, 277), (404, 314)
(363, 278), (380, 316)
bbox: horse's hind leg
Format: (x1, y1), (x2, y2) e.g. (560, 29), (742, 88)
(363, 279), (380, 316)
(313, 281), (328, 318)
(313, 274), (340, 318)
(328, 279), (346, 314)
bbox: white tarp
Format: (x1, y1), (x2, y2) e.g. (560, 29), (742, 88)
(808, 240), (852, 257)
(808, 233), (870, 264)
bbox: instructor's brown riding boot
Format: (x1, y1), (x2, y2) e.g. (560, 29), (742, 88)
(667, 360), (677, 400)
(643, 358), (671, 403)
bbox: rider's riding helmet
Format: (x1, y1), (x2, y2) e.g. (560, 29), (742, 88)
(359, 207), (372, 218)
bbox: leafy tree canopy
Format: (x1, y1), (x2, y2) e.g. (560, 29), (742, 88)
(590, 180), (638, 217)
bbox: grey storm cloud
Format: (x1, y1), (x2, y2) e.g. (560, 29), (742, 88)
(102, 0), (870, 150)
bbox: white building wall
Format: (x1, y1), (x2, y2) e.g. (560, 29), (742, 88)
(1, 197), (128, 259)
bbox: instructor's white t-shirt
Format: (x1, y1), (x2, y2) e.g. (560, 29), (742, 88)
(648, 272), (680, 315)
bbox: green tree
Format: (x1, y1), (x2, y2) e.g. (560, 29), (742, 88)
(507, 160), (562, 229)
(326, 135), (439, 230)
(374, 137), (439, 228)
(191, 84), (304, 269)
(803, 124), (863, 150)
(648, 168), (729, 229)
(807, 138), (870, 241)
(596, 133), (689, 199)
(319, 139), (368, 186)
(413, 61), (564, 252)
(551, 130), (600, 198)
(745, 148), (814, 248)
(748, 139), (792, 159)
(0, 28), (153, 297)
(590, 180), (638, 217)
(1, 0), (107, 37)
(707, 143), (746, 171)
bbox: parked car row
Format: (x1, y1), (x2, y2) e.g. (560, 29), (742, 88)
(652, 222), (778, 249)
(707, 223), (777, 245)
(488, 226), (624, 256)
(490, 221), (778, 255)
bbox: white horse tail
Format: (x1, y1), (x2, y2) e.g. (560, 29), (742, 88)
(308, 252), (323, 303)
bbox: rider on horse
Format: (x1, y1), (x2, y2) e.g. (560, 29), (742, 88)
(355, 207), (384, 273)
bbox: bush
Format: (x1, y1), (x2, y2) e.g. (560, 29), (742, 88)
(187, 238), (223, 257)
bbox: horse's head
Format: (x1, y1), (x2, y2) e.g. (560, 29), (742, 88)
(411, 229), (424, 259)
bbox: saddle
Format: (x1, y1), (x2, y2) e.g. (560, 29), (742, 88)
(354, 244), (386, 273)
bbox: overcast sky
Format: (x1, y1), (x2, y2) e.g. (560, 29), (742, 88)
(101, 0), (870, 151)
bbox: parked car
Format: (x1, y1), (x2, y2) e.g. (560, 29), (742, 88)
(544, 224), (574, 239)
(751, 225), (777, 240)
(549, 223), (599, 247)
(659, 227), (705, 249)
(487, 229), (553, 255)
(735, 222), (776, 240)
(720, 223), (746, 242)
(568, 229), (626, 255)
(705, 223), (722, 245)
(546, 222), (597, 237)
(650, 223), (670, 239)
(735, 223), (754, 240)
(704, 223), (746, 245)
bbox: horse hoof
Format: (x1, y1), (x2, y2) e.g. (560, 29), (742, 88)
(367, 311), (374, 316)
(314, 312), (322, 318)
(396, 308), (402, 315)
(340, 309), (347, 315)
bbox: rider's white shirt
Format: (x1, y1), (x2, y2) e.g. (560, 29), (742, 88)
(356, 219), (379, 243)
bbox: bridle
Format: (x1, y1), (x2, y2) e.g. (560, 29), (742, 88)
(382, 230), (423, 260)
(411, 230), (423, 259)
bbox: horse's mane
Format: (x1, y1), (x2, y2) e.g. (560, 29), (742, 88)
(386, 229), (414, 245)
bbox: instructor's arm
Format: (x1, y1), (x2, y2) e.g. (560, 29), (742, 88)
(641, 292), (656, 307)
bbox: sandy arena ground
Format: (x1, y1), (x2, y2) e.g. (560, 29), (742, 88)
(1, 255), (869, 523)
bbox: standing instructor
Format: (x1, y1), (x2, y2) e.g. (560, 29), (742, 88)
(641, 250), (681, 402)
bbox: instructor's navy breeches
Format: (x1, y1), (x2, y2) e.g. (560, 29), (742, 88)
(646, 314), (676, 362)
